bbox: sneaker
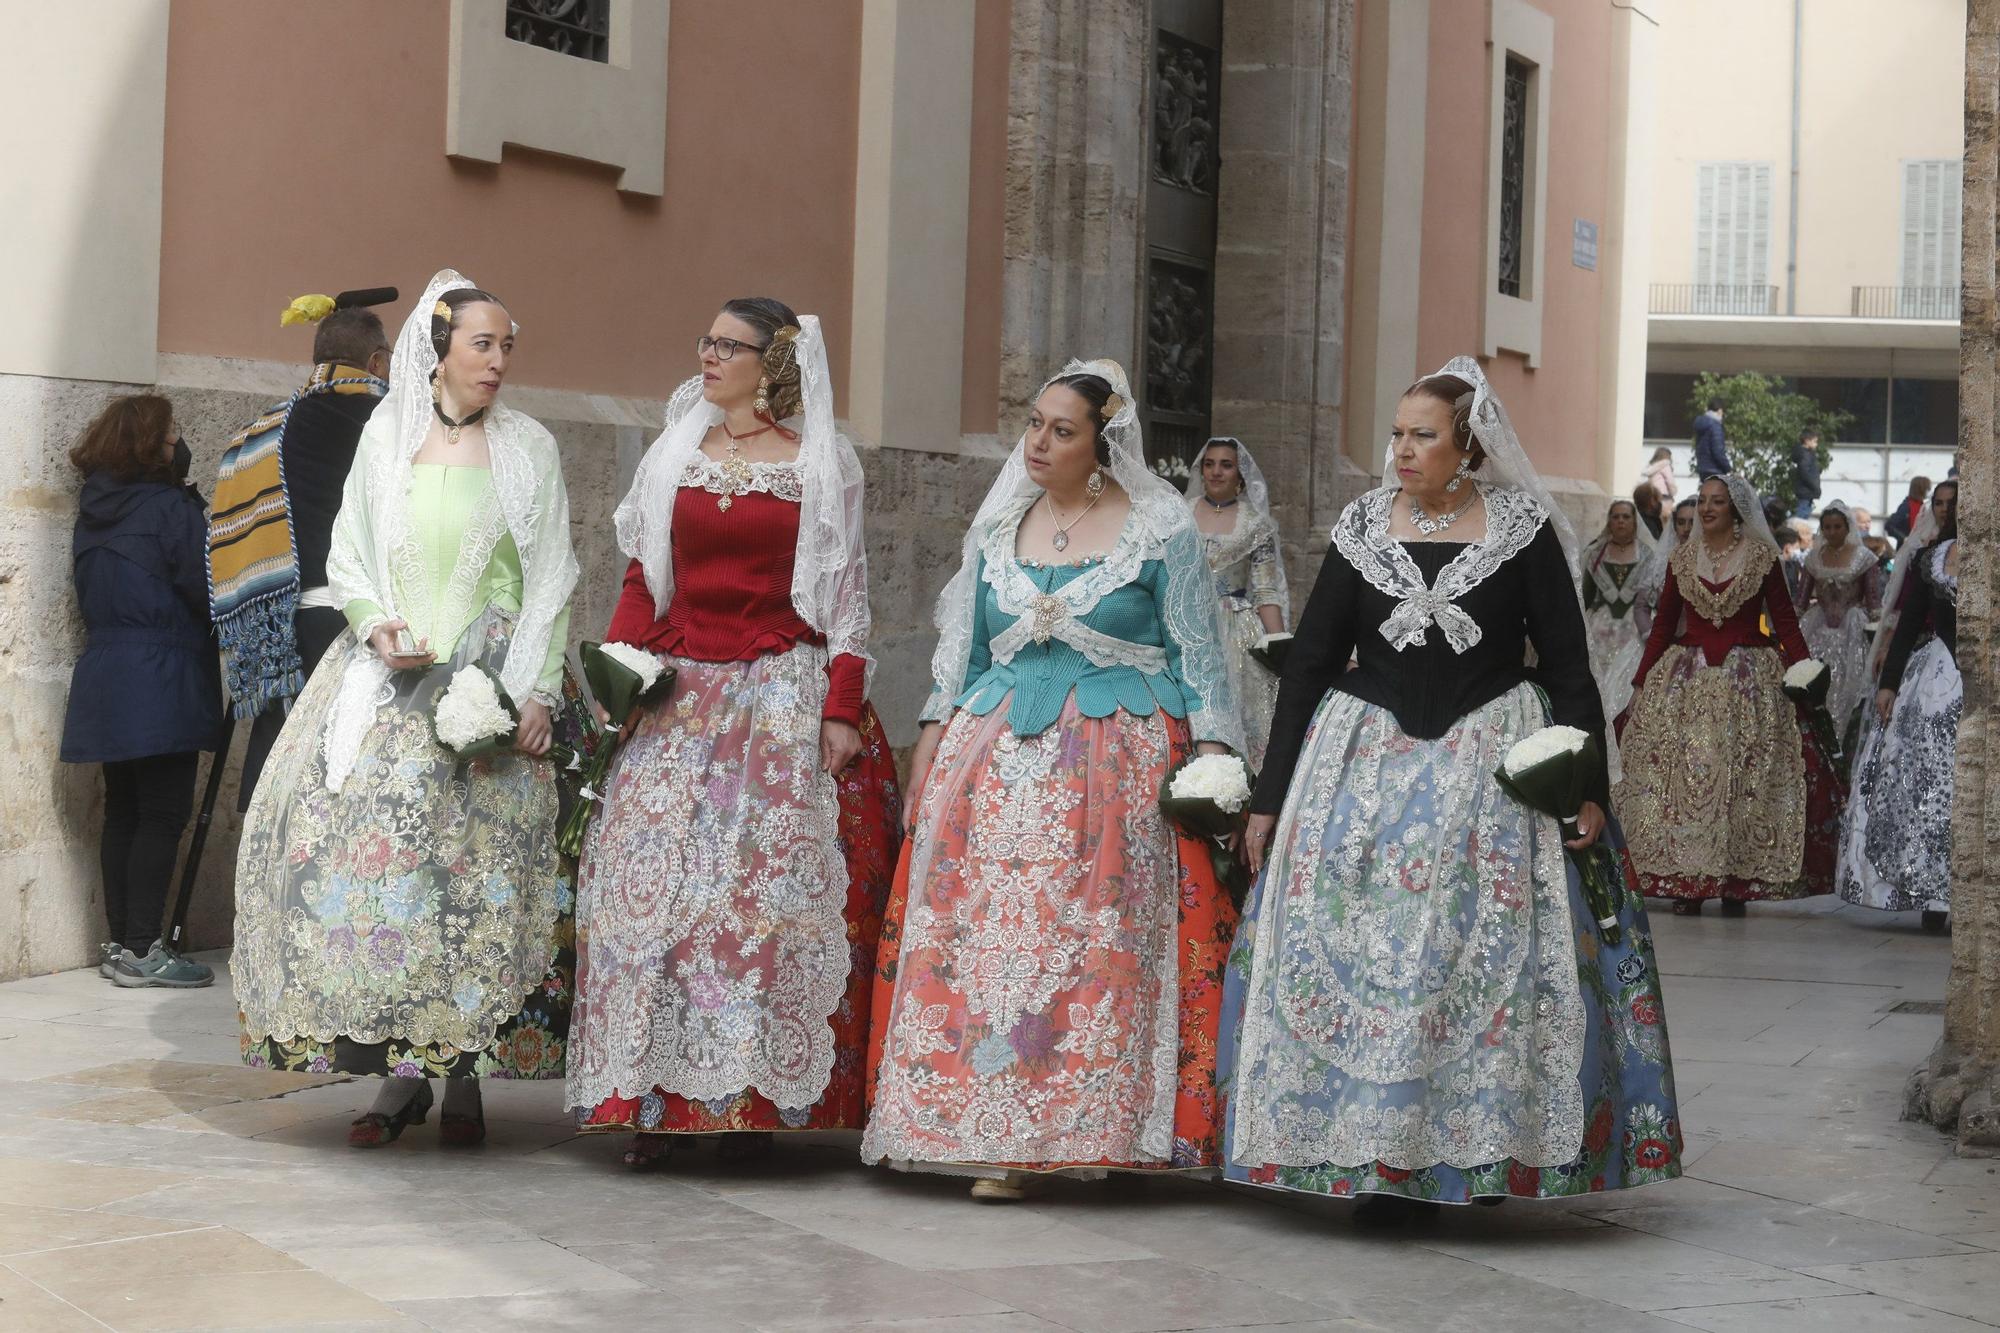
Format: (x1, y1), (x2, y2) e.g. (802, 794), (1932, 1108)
(111, 942), (214, 989)
(98, 942), (125, 979)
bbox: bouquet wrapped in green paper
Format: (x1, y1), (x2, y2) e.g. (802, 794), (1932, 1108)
(1159, 751), (1254, 906)
(430, 664), (520, 761)
(1492, 724), (1623, 946)
(555, 641), (676, 858)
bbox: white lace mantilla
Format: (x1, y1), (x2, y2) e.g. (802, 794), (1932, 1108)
(1332, 485), (1546, 654)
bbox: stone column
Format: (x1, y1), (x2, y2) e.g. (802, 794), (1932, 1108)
(1000, 0), (1149, 423)
(1210, 0), (1362, 605)
(1909, 0), (2000, 1151)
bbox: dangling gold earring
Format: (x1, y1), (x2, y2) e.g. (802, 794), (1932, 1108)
(1086, 466), (1106, 498)
(754, 374), (772, 417)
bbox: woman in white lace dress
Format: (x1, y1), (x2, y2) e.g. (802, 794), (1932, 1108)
(1186, 437), (1288, 770)
(1224, 359), (1680, 1222)
(1795, 500), (1882, 738)
(234, 272), (581, 1148)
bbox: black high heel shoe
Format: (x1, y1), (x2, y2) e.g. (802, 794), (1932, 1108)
(347, 1081), (433, 1149)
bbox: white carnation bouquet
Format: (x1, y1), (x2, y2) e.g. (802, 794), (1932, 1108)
(1492, 724), (1623, 945)
(555, 640), (677, 857)
(431, 665), (519, 759)
(1160, 751), (1254, 903)
(1780, 658), (1847, 784)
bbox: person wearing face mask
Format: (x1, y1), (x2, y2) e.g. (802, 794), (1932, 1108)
(61, 394), (225, 987)
(234, 272), (583, 1148)
(210, 288), (394, 810)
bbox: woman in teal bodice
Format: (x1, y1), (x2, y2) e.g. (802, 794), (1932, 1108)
(233, 273), (581, 1147)
(862, 359), (1241, 1200)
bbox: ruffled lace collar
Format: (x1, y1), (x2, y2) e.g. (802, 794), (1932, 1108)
(1332, 485), (1547, 654)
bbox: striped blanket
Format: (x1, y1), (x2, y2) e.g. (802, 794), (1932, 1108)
(207, 363), (385, 718)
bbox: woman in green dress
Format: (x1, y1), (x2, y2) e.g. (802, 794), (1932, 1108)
(234, 272), (581, 1148)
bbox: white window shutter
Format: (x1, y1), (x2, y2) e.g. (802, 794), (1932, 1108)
(1694, 162), (1771, 310)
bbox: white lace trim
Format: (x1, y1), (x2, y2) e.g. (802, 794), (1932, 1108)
(1332, 485), (1546, 654)
(679, 455), (807, 502)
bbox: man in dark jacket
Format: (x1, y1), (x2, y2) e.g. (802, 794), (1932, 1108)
(1693, 398), (1730, 479)
(209, 290), (392, 808)
(1791, 429), (1822, 518)
(1884, 475), (1932, 544)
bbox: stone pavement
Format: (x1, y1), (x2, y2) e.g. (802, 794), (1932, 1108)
(0, 897), (1990, 1333)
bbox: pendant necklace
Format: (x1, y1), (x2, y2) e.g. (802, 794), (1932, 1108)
(715, 418), (777, 513)
(1407, 487), (1478, 538)
(432, 401), (486, 446)
(1046, 489), (1102, 553)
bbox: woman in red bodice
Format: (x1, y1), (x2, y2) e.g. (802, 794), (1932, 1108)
(1615, 474), (1842, 914)
(564, 299), (899, 1167)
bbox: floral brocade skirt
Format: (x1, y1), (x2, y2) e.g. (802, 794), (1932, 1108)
(236, 609), (586, 1080)
(1615, 644), (1843, 902)
(1219, 685), (1682, 1203)
(862, 698), (1236, 1174)
(1838, 638), (1960, 914)
(569, 647), (900, 1134)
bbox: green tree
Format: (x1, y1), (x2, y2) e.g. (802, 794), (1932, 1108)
(1687, 371), (1854, 510)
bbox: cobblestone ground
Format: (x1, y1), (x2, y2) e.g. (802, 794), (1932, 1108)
(0, 897), (1990, 1332)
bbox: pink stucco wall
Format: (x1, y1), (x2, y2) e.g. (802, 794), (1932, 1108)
(1407, 0), (1615, 483)
(157, 2), (865, 400)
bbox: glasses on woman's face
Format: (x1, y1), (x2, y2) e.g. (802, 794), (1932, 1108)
(697, 335), (768, 362)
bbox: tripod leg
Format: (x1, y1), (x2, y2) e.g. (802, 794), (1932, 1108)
(165, 716), (236, 953)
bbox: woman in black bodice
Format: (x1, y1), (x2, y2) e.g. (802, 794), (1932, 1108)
(1218, 358), (1681, 1223)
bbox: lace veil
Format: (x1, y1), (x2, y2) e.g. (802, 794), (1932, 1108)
(1383, 356), (1582, 587)
(320, 269), (579, 790)
(1881, 503), (1942, 615)
(613, 314), (873, 683)
(1184, 436), (1290, 621)
(1717, 472), (1780, 548)
(924, 358), (1240, 747)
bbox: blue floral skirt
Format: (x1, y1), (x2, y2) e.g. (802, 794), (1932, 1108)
(1219, 685), (1683, 1203)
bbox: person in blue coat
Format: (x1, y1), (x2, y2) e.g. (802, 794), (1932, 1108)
(1692, 398), (1730, 479)
(60, 394), (222, 987)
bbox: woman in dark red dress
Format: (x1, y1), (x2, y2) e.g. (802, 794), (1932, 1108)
(565, 299), (898, 1166)
(1615, 474), (1842, 914)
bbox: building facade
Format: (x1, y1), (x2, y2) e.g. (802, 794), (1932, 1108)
(1643, 0), (1966, 515)
(0, 0), (1647, 979)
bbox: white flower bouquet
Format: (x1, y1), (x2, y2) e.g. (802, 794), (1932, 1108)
(431, 665), (519, 760)
(1781, 659), (1847, 784)
(556, 640), (677, 857)
(1249, 630), (1294, 676)
(1492, 724), (1623, 945)
(1160, 752), (1254, 903)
